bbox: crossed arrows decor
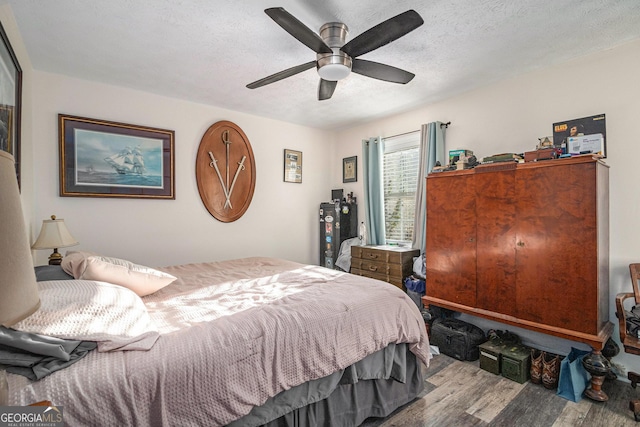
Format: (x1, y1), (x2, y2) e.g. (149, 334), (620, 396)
(196, 121), (256, 223)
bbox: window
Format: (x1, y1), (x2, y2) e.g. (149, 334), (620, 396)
(382, 131), (420, 243)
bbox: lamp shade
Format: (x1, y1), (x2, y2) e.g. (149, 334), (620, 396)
(32, 216), (78, 250)
(0, 151), (40, 326)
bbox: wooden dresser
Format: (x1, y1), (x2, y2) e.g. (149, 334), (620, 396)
(351, 245), (420, 289)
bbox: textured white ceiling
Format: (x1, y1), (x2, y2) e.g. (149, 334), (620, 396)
(5, 0), (640, 130)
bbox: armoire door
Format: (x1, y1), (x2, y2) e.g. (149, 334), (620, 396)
(475, 169), (518, 316)
(426, 172), (477, 307)
(514, 161), (599, 334)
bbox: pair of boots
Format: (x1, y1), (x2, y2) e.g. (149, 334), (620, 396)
(530, 349), (560, 389)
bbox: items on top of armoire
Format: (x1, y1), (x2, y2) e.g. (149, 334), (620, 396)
(553, 113), (607, 158)
(432, 148), (479, 173)
(433, 114), (607, 174)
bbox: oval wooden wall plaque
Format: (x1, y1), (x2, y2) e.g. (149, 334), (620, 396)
(196, 121), (256, 222)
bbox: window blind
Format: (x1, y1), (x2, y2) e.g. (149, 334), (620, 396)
(383, 131), (420, 243)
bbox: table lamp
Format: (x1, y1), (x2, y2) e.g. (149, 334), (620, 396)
(32, 215), (78, 265)
(0, 151), (41, 405)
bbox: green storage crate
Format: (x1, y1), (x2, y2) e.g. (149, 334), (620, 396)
(479, 340), (506, 375)
(501, 344), (530, 384)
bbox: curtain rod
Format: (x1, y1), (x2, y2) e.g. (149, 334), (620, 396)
(384, 129), (420, 139)
(381, 121), (451, 139)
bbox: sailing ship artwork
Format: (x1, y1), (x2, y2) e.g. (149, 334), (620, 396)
(104, 145), (146, 175)
(74, 129), (163, 188)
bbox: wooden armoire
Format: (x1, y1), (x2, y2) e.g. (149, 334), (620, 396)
(422, 156), (612, 351)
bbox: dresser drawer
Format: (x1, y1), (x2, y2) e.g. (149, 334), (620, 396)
(352, 246), (410, 265)
(352, 258), (403, 277)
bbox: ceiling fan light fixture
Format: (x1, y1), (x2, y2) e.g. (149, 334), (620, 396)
(317, 63), (350, 81)
(317, 23), (351, 81)
(317, 49), (352, 81)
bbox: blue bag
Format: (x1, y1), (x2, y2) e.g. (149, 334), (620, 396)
(556, 347), (590, 402)
(404, 276), (426, 309)
(404, 276), (425, 293)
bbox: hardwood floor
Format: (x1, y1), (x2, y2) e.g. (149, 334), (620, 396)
(362, 353), (640, 426)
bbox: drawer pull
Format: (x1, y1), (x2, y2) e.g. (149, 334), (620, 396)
(366, 253), (378, 259)
(368, 265), (378, 272)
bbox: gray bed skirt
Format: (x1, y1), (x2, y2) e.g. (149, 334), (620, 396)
(229, 343), (424, 427)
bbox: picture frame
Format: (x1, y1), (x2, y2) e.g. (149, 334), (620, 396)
(0, 22), (23, 187)
(283, 149), (302, 183)
(343, 156), (357, 183)
(59, 114), (175, 199)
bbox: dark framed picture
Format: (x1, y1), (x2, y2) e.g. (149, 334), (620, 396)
(284, 149), (302, 183)
(343, 156), (357, 183)
(0, 22), (23, 187)
(59, 114), (175, 199)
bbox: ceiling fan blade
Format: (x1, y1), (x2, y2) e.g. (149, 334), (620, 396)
(247, 61), (316, 89)
(265, 7), (332, 54)
(318, 79), (337, 101)
(352, 59), (415, 84)
(341, 10), (424, 58)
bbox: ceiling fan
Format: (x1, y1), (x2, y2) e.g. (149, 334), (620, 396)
(246, 8), (424, 101)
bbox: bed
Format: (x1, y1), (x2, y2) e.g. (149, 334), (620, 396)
(7, 254), (430, 426)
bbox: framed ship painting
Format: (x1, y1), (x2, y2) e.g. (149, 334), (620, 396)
(59, 114), (175, 199)
(0, 22), (22, 187)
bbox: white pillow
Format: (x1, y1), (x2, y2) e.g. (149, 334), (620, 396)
(13, 280), (159, 352)
(61, 250), (96, 276)
(62, 251), (176, 297)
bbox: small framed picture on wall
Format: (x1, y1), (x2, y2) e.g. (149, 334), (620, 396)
(343, 156), (357, 183)
(284, 149), (302, 183)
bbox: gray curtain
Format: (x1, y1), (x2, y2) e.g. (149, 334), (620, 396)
(412, 122), (446, 252)
(362, 137), (386, 245)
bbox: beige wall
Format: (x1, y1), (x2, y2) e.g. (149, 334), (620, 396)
(334, 39), (640, 373)
(28, 72), (334, 267)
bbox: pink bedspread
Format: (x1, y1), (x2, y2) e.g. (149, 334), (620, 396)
(10, 257), (430, 426)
